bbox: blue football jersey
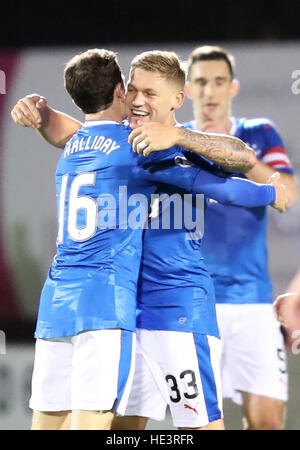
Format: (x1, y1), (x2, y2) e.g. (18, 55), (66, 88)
(184, 117), (294, 304)
(35, 120), (155, 338)
(35, 121), (219, 339)
(136, 149), (220, 338)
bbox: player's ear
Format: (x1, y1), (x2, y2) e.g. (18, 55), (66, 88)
(115, 82), (126, 103)
(185, 81), (193, 100)
(230, 78), (239, 99)
(172, 90), (185, 111)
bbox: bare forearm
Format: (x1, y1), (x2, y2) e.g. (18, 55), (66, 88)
(175, 127), (256, 173)
(246, 160), (298, 208)
(38, 107), (82, 149)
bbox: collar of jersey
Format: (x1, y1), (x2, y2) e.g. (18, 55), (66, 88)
(229, 117), (238, 135)
(83, 120), (120, 127)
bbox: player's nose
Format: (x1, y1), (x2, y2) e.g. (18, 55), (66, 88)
(131, 91), (146, 107)
(203, 82), (215, 96)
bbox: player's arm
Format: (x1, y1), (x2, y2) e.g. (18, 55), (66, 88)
(141, 159), (286, 211)
(191, 170), (285, 211)
(129, 122), (256, 173)
(245, 123), (298, 209)
(245, 159), (298, 209)
(11, 94), (82, 148)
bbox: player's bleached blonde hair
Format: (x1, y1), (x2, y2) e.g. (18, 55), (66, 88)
(187, 45), (235, 80)
(129, 50), (186, 90)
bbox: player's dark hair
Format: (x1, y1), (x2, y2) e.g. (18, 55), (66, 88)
(187, 46), (235, 80)
(64, 49), (123, 114)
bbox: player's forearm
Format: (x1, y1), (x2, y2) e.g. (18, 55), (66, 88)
(142, 162), (275, 208)
(174, 127), (256, 173)
(246, 160), (298, 208)
(191, 171), (275, 207)
(38, 107), (82, 149)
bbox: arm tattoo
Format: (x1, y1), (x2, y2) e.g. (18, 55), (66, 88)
(178, 128), (255, 173)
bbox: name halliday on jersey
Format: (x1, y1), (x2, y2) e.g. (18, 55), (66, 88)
(63, 134), (121, 158)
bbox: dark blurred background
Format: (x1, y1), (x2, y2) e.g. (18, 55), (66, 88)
(1, 0), (300, 49)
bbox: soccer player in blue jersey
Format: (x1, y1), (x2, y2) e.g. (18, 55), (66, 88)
(25, 48), (144, 430)
(182, 45), (298, 430)
(11, 50), (287, 431)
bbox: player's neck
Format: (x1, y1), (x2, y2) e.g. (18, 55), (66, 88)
(85, 104), (125, 124)
(166, 112), (177, 127)
(195, 114), (232, 133)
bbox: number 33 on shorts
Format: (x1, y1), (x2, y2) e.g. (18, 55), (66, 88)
(164, 333), (223, 427)
(166, 370), (199, 403)
(127, 330), (224, 428)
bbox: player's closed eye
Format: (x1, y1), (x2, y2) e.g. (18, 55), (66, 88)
(215, 77), (227, 86)
(193, 79), (207, 86)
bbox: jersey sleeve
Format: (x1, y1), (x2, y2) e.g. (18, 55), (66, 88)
(137, 153), (276, 207)
(259, 121), (294, 174)
(191, 171), (276, 207)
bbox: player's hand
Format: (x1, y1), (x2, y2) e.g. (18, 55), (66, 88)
(274, 292), (300, 349)
(201, 114), (231, 135)
(128, 122), (177, 156)
(11, 93), (48, 129)
(268, 172), (287, 212)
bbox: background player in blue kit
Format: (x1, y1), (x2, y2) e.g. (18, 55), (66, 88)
(11, 50), (287, 431)
(182, 45), (298, 430)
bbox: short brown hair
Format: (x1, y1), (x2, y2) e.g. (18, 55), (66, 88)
(64, 48), (123, 114)
(188, 45), (235, 80)
(130, 50), (186, 90)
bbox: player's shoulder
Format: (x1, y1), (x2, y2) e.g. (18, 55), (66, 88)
(236, 117), (278, 134)
(182, 120), (196, 130)
(235, 117), (284, 147)
(120, 120), (132, 136)
(237, 117), (276, 131)
(59, 121), (133, 172)
(81, 119), (128, 131)
(65, 120), (130, 145)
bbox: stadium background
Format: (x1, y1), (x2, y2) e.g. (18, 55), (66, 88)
(0, 1), (300, 429)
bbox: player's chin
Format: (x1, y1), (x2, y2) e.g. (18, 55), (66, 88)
(203, 106), (220, 119)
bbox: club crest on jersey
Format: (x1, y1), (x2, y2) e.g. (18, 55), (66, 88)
(174, 156), (195, 168)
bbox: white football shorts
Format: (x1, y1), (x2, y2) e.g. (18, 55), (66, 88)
(29, 329), (136, 414)
(123, 328), (223, 428)
(216, 303), (288, 405)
